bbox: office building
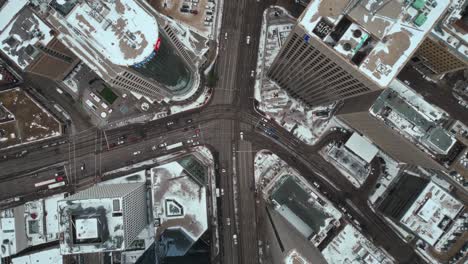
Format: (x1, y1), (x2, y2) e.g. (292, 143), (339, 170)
(58, 183), (147, 254)
(38, 0), (195, 101)
(337, 80), (465, 171)
(413, 0), (468, 76)
(268, 0), (450, 106)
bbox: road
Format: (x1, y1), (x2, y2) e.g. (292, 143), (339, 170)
(0, 1), (427, 264)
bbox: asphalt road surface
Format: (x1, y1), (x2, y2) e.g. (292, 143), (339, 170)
(0, 1), (428, 264)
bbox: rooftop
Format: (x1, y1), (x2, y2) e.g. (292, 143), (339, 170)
(58, 183), (146, 254)
(431, 0), (468, 61)
(0, 8), (54, 70)
(322, 224), (394, 264)
(400, 181), (464, 246)
(371, 80), (456, 156)
(270, 174), (342, 244)
(0, 0), (29, 32)
(345, 132), (379, 163)
(49, 0), (159, 67)
(298, 0), (450, 87)
(11, 247), (62, 264)
(151, 159), (208, 256)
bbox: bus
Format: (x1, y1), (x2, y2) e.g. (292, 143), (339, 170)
(34, 179), (57, 188)
(166, 142), (183, 150)
(48, 181), (66, 189)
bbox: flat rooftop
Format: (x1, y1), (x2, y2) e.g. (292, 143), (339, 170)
(270, 175), (342, 240)
(400, 181), (464, 246)
(298, 0), (450, 87)
(50, 0), (159, 66)
(322, 224), (394, 264)
(58, 183), (146, 254)
(0, 8), (54, 70)
(431, 0), (468, 61)
(151, 159), (208, 256)
(0, 0), (29, 32)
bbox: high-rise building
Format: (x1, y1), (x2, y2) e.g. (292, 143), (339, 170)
(413, 0), (468, 76)
(39, 0), (195, 101)
(58, 183), (147, 254)
(268, 0), (450, 106)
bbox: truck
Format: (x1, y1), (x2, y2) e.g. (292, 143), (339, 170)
(166, 142), (183, 150)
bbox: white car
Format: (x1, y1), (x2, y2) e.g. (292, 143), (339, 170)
(187, 139), (193, 144)
(250, 70), (255, 77)
(133, 151), (141, 156)
(246, 36), (251, 44)
(240, 131), (244, 140)
(224, 32), (228, 40)
(226, 218), (231, 226)
(233, 234), (238, 245)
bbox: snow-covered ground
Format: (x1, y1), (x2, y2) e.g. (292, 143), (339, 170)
(254, 7), (337, 145)
(322, 224), (394, 264)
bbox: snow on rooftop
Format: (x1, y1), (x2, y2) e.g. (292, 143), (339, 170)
(0, 207), (25, 258)
(400, 181), (464, 246)
(53, 0), (159, 66)
(0, 0), (29, 32)
(151, 161), (208, 242)
(430, 0), (468, 61)
(298, 0), (450, 87)
(345, 132), (378, 163)
(0, 9), (54, 70)
(322, 224), (394, 264)
(12, 247), (62, 264)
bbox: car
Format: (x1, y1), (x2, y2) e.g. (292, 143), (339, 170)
(224, 32), (228, 40)
(233, 234), (238, 245)
(246, 35), (251, 44)
(226, 218), (231, 226)
(133, 151), (141, 156)
(240, 131), (244, 140)
(186, 119), (193, 124)
(221, 168), (226, 173)
(251, 70), (255, 77)
(187, 139), (193, 144)
(180, 8), (189, 13)
(56, 176), (64, 182)
(190, 9), (198, 14)
(158, 143), (167, 149)
(151, 146), (157, 151)
(80, 163), (86, 171)
(166, 121), (175, 127)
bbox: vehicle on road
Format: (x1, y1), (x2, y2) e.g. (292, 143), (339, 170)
(240, 131), (244, 140)
(186, 118), (193, 124)
(166, 142), (183, 150)
(233, 234), (238, 245)
(80, 163), (85, 171)
(250, 70), (255, 77)
(158, 142), (167, 149)
(133, 151), (141, 156)
(246, 35), (251, 44)
(186, 139), (193, 144)
(226, 218), (231, 226)
(224, 32), (228, 40)
(166, 121), (175, 128)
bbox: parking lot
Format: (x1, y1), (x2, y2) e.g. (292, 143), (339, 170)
(149, 0), (216, 36)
